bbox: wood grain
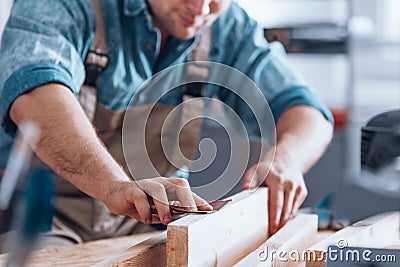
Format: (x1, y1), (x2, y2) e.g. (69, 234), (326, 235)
(166, 188), (269, 267)
(0, 231), (165, 267)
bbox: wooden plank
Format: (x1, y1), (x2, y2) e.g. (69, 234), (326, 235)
(94, 231), (166, 267)
(305, 212), (400, 267)
(166, 188), (269, 267)
(235, 214), (318, 267)
(0, 231), (165, 267)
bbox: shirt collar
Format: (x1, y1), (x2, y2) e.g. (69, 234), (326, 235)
(123, 0), (147, 16)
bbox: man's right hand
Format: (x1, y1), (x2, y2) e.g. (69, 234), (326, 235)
(103, 178), (213, 225)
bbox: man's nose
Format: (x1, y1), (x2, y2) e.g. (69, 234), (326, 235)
(186, 0), (211, 16)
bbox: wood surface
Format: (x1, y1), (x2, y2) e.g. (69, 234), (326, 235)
(166, 188), (269, 267)
(305, 212), (400, 267)
(235, 214), (318, 267)
(3, 207), (394, 267)
(2, 206), (396, 267)
(0, 231), (165, 267)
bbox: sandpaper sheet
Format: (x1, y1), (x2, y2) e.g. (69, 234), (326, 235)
(150, 199), (232, 216)
(169, 199), (232, 214)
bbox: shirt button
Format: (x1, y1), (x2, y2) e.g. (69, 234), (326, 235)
(146, 43), (153, 50)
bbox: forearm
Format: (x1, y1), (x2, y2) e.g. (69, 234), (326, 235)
(273, 105), (333, 174)
(9, 83), (129, 201)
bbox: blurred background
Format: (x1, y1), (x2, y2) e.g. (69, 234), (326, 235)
(234, 0), (400, 222)
(1, 0), (399, 222)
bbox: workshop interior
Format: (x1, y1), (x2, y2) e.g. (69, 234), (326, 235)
(233, 0), (400, 223)
(0, 0), (399, 266)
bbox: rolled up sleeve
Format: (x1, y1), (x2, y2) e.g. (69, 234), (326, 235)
(222, 4), (333, 125)
(0, 0), (94, 135)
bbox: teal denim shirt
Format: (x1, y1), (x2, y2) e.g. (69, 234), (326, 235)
(0, 0), (333, 167)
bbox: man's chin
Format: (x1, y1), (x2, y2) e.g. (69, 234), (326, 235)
(173, 28), (198, 40)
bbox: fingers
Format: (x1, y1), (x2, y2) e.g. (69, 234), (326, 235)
(119, 177), (217, 225)
(165, 193), (213, 211)
(242, 163), (284, 235)
(137, 180), (172, 225)
(268, 185), (284, 235)
(192, 192), (213, 211)
(292, 184), (307, 216)
(125, 186), (152, 224)
(167, 178), (197, 211)
(278, 182), (295, 229)
(267, 175), (307, 235)
(139, 178), (206, 218)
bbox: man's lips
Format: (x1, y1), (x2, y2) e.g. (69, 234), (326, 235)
(178, 13), (196, 27)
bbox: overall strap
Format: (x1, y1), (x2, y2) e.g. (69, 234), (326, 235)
(79, 0), (108, 121)
(84, 0), (109, 87)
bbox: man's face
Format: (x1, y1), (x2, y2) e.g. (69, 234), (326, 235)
(146, 0), (232, 39)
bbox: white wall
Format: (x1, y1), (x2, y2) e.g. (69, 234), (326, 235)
(0, 0), (13, 44)
(235, 0), (349, 27)
(234, 0), (352, 109)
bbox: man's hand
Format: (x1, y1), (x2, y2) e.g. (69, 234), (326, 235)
(242, 151), (307, 235)
(241, 105), (333, 236)
(103, 178), (213, 225)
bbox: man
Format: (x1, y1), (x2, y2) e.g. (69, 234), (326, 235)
(0, 0), (333, 248)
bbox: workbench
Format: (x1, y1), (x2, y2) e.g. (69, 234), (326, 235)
(0, 230), (330, 267)
(1, 229), (397, 266)
(0, 189), (398, 266)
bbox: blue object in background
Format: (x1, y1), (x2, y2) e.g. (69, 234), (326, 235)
(5, 167), (54, 267)
(22, 168), (54, 237)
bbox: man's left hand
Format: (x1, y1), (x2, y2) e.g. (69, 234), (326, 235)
(242, 152), (308, 236)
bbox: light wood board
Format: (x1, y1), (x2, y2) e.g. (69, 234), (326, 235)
(167, 188), (269, 267)
(236, 214), (318, 267)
